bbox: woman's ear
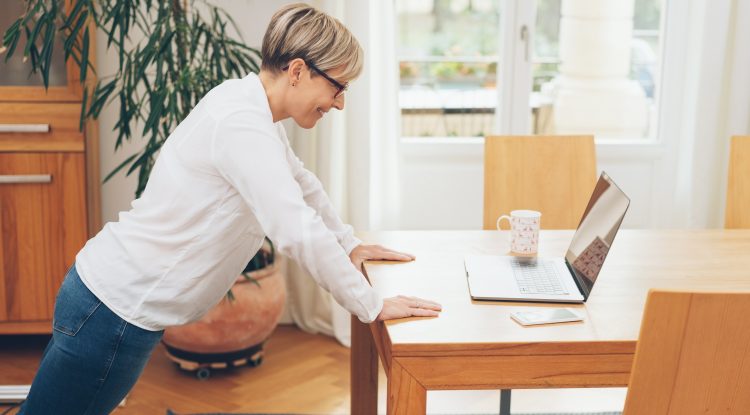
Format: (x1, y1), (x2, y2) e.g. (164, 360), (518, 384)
(287, 58), (305, 86)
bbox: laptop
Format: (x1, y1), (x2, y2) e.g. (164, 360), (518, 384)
(465, 172), (630, 303)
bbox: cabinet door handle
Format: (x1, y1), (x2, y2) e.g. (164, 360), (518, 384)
(0, 124), (51, 133)
(0, 174), (52, 184)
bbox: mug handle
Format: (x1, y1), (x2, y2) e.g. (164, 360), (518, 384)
(496, 215), (511, 231)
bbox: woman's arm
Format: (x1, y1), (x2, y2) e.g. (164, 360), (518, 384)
(278, 127), (419, 274)
(213, 112), (382, 322)
(212, 113), (441, 321)
(277, 125), (361, 254)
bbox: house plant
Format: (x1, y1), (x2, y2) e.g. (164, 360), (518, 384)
(2, 0), (285, 377)
(162, 237), (286, 379)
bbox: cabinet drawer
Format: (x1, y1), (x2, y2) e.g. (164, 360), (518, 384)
(0, 103), (85, 152)
(0, 152), (88, 323)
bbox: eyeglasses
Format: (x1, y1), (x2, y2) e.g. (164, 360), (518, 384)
(283, 60), (348, 99)
(306, 60), (348, 99)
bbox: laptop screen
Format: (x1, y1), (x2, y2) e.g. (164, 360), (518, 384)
(565, 172), (630, 298)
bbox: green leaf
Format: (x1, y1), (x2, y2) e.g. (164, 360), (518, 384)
(22, 2), (43, 26)
(141, 90), (164, 136)
(103, 152), (140, 183)
(3, 17), (23, 45)
(41, 19), (55, 88)
(157, 30), (175, 55)
(2, 18), (21, 46)
(26, 25), (38, 71)
(79, 85), (88, 131)
(80, 27), (89, 82)
(25, 12), (46, 58)
(64, 9), (88, 61)
(2, 19), (22, 61)
(88, 79), (117, 118)
(63, 0), (85, 29)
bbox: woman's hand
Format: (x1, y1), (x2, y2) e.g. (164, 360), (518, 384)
(377, 295), (442, 320)
(349, 244), (415, 270)
(348, 245), (440, 320)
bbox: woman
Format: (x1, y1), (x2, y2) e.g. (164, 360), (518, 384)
(19, 4), (441, 414)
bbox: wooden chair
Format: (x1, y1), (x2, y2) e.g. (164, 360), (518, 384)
(623, 290), (750, 415)
(483, 135), (597, 230)
(725, 135), (750, 228)
(484, 135), (596, 414)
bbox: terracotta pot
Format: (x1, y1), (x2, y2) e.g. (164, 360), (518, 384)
(162, 262), (286, 354)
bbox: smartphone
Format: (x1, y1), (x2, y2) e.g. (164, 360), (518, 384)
(510, 308), (583, 326)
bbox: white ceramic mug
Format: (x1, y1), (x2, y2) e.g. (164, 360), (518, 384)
(496, 210), (541, 255)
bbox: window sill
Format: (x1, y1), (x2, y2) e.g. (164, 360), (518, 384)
(400, 136), (665, 160)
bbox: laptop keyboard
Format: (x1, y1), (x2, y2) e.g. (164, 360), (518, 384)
(511, 259), (569, 295)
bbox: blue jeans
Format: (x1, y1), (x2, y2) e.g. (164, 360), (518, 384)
(19, 265), (164, 415)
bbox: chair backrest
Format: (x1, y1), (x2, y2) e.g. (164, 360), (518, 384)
(622, 290), (750, 415)
(483, 135), (597, 230)
(725, 135), (750, 229)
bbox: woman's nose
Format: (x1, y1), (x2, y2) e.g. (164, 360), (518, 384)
(333, 94), (345, 111)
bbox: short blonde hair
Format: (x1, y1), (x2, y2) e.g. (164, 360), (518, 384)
(261, 3), (364, 81)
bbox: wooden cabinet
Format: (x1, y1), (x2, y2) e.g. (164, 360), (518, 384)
(0, 0), (100, 334)
(0, 153), (88, 332)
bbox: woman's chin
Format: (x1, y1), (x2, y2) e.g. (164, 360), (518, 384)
(295, 117), (318, 129)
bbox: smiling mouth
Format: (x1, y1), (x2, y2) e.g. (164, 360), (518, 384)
(317, 107), (326, 116)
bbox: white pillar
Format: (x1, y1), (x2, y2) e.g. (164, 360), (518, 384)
(547, 0), (648, 138)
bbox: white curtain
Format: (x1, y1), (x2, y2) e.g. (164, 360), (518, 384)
(280, 0), (401, 346)
(657, 0), (750, 228)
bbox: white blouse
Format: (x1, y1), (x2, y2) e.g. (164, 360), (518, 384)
(75, 73), (383, 331)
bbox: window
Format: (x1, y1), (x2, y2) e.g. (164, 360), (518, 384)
(531, 0), (664, 139)
(397, 0), (665, 140)
(397, 0), (501, 137)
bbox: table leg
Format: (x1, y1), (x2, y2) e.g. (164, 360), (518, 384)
(500, 389), (511, 415)
(388, 359), (427, 415)
(351, 316), (378, 415)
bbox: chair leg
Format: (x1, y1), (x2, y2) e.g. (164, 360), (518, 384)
(500, 389), (511, 415)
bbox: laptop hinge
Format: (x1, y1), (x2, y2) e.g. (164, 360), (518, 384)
(565, 259), (590, 301)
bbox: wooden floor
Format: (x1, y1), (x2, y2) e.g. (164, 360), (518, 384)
(0, 324), (372, 414)
(0, 325), (627, 414)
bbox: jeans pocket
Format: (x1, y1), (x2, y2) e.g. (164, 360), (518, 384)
(53, 265), (103, 337)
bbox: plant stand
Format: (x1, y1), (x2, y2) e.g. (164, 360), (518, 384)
(163, 342), (265, 380)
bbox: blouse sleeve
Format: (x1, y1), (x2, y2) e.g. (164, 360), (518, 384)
(277, 125), (361, 255)
(211, 112), (382, 322)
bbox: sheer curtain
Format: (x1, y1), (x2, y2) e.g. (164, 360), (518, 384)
(280, 0), (401, 346)
(653, 0), (750, 228)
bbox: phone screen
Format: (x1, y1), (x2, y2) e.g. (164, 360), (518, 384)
(511, 308), (582, 325)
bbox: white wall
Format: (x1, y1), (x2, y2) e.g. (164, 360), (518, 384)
(399, 139), (659, 229)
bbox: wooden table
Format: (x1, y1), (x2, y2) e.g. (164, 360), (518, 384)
(350, 230), (750, 415)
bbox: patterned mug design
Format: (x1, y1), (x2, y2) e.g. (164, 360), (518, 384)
(496, 210), (541, 254)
